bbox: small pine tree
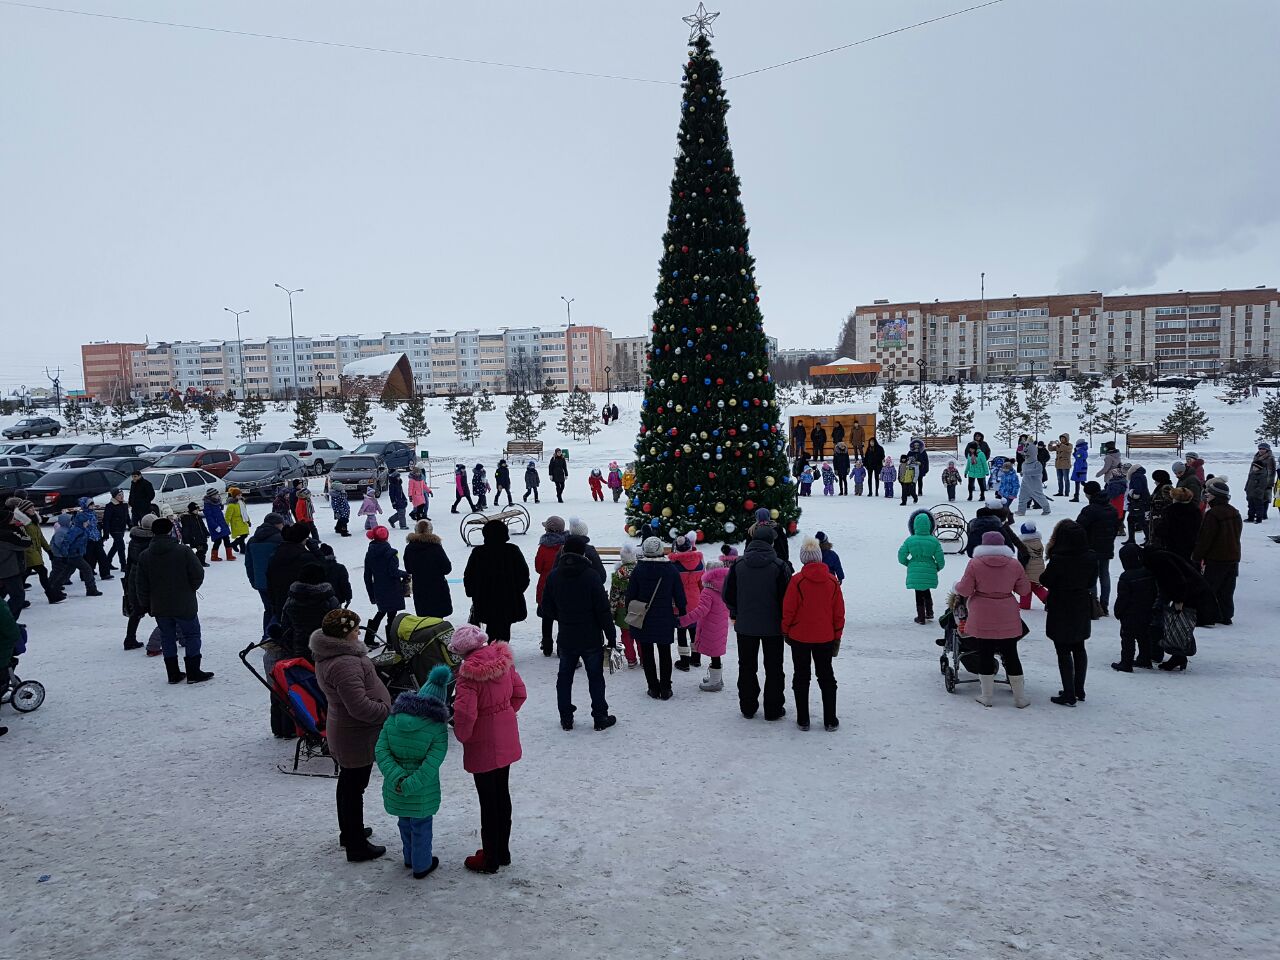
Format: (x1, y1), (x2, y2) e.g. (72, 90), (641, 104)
(84, 402), (110, 441)
(994, 382), (1025, 447)
(291, 397), (319, 438)
(1023, 381), (1054, 438)
(444, 395), (460, 413)
(198, 396), (220, 441)
(220, 391), (237, 412)
(379, 394), (399, 414)
(344, 394), (375, 443)
(558, 388), (600, 444)
(109, 404), (133, 440)
(539, 388), (560, 411)
(1226, 368), (1261, 403)
(947, 383), (975, 437)
(505, 393), (545, 442)
(877, 380), (905, 443)
(1257, 393), (1280, 446)
(1097, 389), (1135, 442)
(478, 390), (496, 412)
(1160, 391), (1213, 445)
(907, 383), (944, 439)
(62, 397), (84, 435)
(1125, 369), (1154, 405)
(169, 398), (195, 441)
(1080, 394), (1101, 443)
(1069, 373), (1102, 407)
(452, 398), (482, 446)
(397, 396), (430, 448)
(236, 396), (266, 442)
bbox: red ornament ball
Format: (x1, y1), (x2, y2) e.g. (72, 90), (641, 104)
(680, 375), (688, 384)
(682, 298), (690, 305)
(788, 521), (798, 534)
(642, 483), (651, 491)
(681, 245), (689, 253)
(708, 471), (717, 480)
(716, 378), (724, 386)
(695, 530), (706, 543)
(748, 480), (756, 489)
(743, 499), (755, 512)
(642, 503), (652, 513)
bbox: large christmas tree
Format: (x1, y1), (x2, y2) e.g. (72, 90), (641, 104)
(624, 8), (799, 545)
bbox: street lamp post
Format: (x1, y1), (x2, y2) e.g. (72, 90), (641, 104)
(274, 284), (304, 400)
(604, 364), (612, 407)
(561, 296), (575, 392)
(916, 357), (927, 384)
(315, 371), (323, 400)
(223, 307), (249, 398)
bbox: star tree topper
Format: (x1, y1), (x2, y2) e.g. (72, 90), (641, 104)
(682, 2), (720, 43)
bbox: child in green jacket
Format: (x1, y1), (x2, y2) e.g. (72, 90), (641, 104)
(374, 664), (451, 879)
(897, 510), (946, 624)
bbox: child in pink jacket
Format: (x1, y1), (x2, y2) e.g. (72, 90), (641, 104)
(449, 624), (526, 874)
(668, 534), (705, 672)
(679, 560), (730, 692)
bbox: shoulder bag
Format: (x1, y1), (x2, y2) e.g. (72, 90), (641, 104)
(625, 573), (663, 629)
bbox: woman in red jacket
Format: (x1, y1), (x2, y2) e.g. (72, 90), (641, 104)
(534, 516), (567, 656)
(668, 533), (705, 672)
(781, 539), (845, 731)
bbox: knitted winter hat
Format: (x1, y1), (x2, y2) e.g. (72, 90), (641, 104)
(751, 525), (776, 543)
(981, 531), (1005, 546)
(755, 507), (771, 523)
(321, 608), (361, 640)
(1172, 460), (1187, 476)
(448, 624), (488, 656)
(564, 534), (587, 555)
(673, 534), (692, 551)
(620, 544), (638, 563)
(186, 502), (200, 514)
(720, 544), (738, 559)
(283, 523), (310, 543)
(527, 460), (537, 468)
(609, 461), (619, 469)
(815, 531), (830, 546)
(367, 525), (389, 542)
(1206, 476), (1230, 500)
(419, 664), (452, 702)
(1151, 470), (1171, 485)
(984, 495), (1004, 512)
(798, 538), (823, 565)
(543, 516), (565, 534)
(642, 536), (664, 557)
(139, 515), (155, 533)
(299, 563), (327, 585)
(151, 517), (173, 536)
(1083, 481), (1103, 497)
(264, 512), (285, 526)
(1019, 521), (1040, 540)
(568, 516), (588, 537)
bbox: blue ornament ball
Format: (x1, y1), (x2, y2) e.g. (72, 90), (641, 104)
(704, 377), (712, 386)
(650, 518), (661, 528)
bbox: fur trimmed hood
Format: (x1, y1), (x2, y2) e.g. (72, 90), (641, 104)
(390, 690), (450, 721)
(406, 530), (442, 545)
(972, 543), (1016, 561)
(308, 629), (367, 662)
(458, 640), (515, 682)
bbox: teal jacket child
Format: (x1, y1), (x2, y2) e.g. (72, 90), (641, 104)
(897, 511), (946, 590)
(374, 665), (451, 819)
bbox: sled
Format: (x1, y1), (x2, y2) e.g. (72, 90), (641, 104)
(930, 503), (969, 554)
(239, 641), (339, 779)
(460, 504), (531, 546)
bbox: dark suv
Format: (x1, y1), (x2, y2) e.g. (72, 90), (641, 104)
(24, 467), (129, 519)
(352, 440), (416, 471)
(2, 417), (62, 439)
(25, 442), (78, 462)
(222, 453), (308, 500)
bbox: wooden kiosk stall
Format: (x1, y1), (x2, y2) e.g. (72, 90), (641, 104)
(787, 405), (877, 457)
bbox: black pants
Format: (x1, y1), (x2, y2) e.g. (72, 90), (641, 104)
(473, 765), (512, 861)
(900, 485), (919, 505)
(125, 610), (148, 643)
(1202, 561), (1237, 623)
(916, 477), (925, 498)
(837, 475), (848, 495)
(452, 494), (476, 513)
(523, 486), (539, 503)
(540, 613), (555, 654)
(86, 538), (110, 578)
(914, 590), (933, 619)
(1120, 626), (1156, 666)
(972, 637), (1022, 676)
(639, 642), (672, 694)
(211, 535), (232, 555)
(495, 485), (513, 506)
(676, 625), (699, 664)
(1054, 641), (1088, 699)
(557, 647), (609, 722)
(1, 576), (24, 620)
(967, 476), (987, 498)
(25, 564), (50, 592)
(105, 533), (127, 571)
(231, 534), (248, 552)
(335, 763), (373, 845)
(364, 610), (396, 645)
(789, 640), (837, 726)
(871, 471), (881, 495)
(130, 504), (153, 525)
(553, 480), (565, 502)
(737, 633), (786, 719)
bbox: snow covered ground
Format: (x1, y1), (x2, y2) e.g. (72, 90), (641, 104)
(4, 388), (1278, 960)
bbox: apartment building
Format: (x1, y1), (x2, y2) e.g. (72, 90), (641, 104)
(81, 341), (146, 403)
(852, 287), (1278, 380)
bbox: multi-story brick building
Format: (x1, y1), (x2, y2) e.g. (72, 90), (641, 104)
(852, 287), (1278, 380)
(80, 341), (146, 402)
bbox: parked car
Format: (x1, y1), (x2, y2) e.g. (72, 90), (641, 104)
(0, 466), (44, 501)
(221, 453), (308, 500)
(140, 442), (206, 463)
(0, 442), (44, 458)
(278, 438), (348, 475)
(24, 442), (79, 463)
(352, 440), (417, 471)
(0, 455), (39, 469)
(329, 455), (389, 497)
(88, 456), (154, 477)
(232, 441), (281, 456)
(1152, 377), (1200, 389)
(2, 416), (62, 439)
(25, 467), (130, 520)
(91, 468), (227, 515)
(46, 457), (97, 471)
(43, 442), (148, 471)
(152, 448), (240, 478)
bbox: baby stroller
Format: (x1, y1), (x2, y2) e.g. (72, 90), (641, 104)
(239, 640), (338, 778)
(937, 594), (1010, 695)
(375, 613), (458, 701)
(2, 624), (45, 716)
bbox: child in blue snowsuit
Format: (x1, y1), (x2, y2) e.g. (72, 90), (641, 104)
(330, 486), (352, 537)
(852, 459), (867, 496)
(881, 461), (897, 498)
(820, 462), (836, 496)
(203, 490), (235, 560)
(799, 465), (815, 497)
(997, 461), (1020, 506)
(1070, 440), (1089, 501)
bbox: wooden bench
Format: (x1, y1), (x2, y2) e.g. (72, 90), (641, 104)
(459, 504), (531, 546)
(922, 435), (959, 452)
(504, 440), (544, 460)
(1125, 432), (1183, 455)
(596, 544), (672, 564)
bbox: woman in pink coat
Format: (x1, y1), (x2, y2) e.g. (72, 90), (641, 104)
(954, 530), (1032, 708)
(449, 624), (527, 874)
(668, 534), (705, 672)
(678, 561), (730, 693)
(407, 468), (429, 521)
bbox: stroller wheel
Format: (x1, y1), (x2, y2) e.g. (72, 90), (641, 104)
(944, 669), (957, 694)
(939, 654), (949, 675)
(11, 679), (45, 713)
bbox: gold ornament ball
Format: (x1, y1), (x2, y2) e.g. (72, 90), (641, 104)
(675, 404), (683, 413)
(665, 483), (674, 493)
(765, 475), (776, 486)
(770, 509), (780, 520)
(714, 502), (726, 514)
(661, 507), (673, 518)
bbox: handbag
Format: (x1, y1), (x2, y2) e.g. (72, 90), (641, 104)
(401, 574), (413, 598)
(1161, 604), (1197, 657)
(624, 576), (663, 629)
(1090, 595), (1105, 620)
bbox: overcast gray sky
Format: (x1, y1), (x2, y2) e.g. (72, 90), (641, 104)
(2, 0), (1277, 392)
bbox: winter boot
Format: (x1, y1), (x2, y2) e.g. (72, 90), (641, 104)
(210, 547), (222, 561)
(184, 656), (214, 684)
(164, 656), (186, 684)
(225, 548), (238, 561)
(699, 668), (724, 692)
(1009, 675), (1031, 708)
(975, 673), (995, 707)
(593, 715), (617, 732)
(464, 849), (500, 874)
(674, 655), (691, 672)
(123, 638), (143, 651)
(345, 839), (387, 863)
(86, 587), (103, 597)
(689, 652), (702, 667)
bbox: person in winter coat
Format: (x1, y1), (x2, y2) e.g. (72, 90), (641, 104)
(316, 542), (352, 606)
(403, 519), (452, 618)
(963, 443), (990, 501)
(8, 498), (53, 600)
(1015, 434), (1031, 474)
(493, 460), (513, 507)
(832, 443), (851, 495)
(1069, 440), (1089, 501)
(941, 461), (962, 502)
(463, 519), (530, 643)
(852, 457), (867, 496)
(133, 516), (212, 685)
(1172, 459), (1203, 509)
(202, 490), (235, 561)
(798, 464), (814, 497)
(898, 510), (945, 623)
(73, 496), (110, 581)
(792, 421), (808, 458)
(1076, 481), (1119, 614)
(909, 438), (930, 497)
(121, 515), (157, 647)
(1143, 545), (1216, 671)
(1192, 476), (1242, 625)
(542, 535), (617, 731)
(1125, 465), (1151, 542)
(609, 544), (640, 667)
(850, 419), (866, 456)
(816, 531), (845, 583)
(450, 464), (475, 514)
(1096, 442), (1122, 485)
(48, 511), (100, 598)
(1159, 486), (1202, 561)
(128, 470), (155, 525)
(309, 608), (392, 863)
(624, 536), (688, 700)
(180, 502), (210, 566)
(0, 599), (18, 734)
(588, 469), (605, 502)
(225, 488), (251, 551)
(820, 462), (836, 496)
(668, 534), (705, 671)
(993, 460), (1018, 506)
(363, 525), (408, 647)
(548, 449), (569, 503)
(1015, 519), (1050, 610)
(1049, 433), (1073, 496)
(723, 525), (791, 720)
(678, 560), (730, 692)
(963, 496), (1023, 561)
(748, 506), (790, 569)
(329, 485), (351, 537)
(102, 489), (130, 572)
(898, 456), (919, 505)
(863, 438), (886, 495)
(534, 516), (567, 656)
(271, 489), (294, 526)
(831, 421), (846, 449)
(375, 664), (451, 879)
(471, 463), (489, 510)
(881, 460), (897, 499)
(1148, 469), (1174, 546)
(449, 624), (526, 874)
(407, 467), (430, 522)
(1040, 519), (1097, 706)
(1015, 453), (1051, 516)
(266, 522), (318, 619)
(1245, 443), (1276, 523)
(243, 514), (285, 637)
(1103, 463), (1128, 524)
(811, 424), (828, 461)
(606, 462), (624, 502)
(358, 487), (384, 531)
(523, 460), (541, 503)
(955, 530), (1032, 708)
(781, 539), (844, 731)
(278, 562), (340, 659)
(1111, 541), (1159, 671)
(387, 469), (409, 528)
(0, 510), (31, 619)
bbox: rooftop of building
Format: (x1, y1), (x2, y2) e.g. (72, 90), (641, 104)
(856, 286), (1278, 313)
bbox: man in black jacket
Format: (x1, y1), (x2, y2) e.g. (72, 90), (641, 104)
(1076, 481), (1120, 614)
(127, 471), (155, 525)
(548, 450), (569, 503)
(1111, 542), (1160, 670)
(541, 536), (616, 731)
(811, 424), (828, 461)
(723, 527), (792, 721)
(102, 489), (130, 572)
(266, 522), (319, 619)
(133, 517), (212, 684)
